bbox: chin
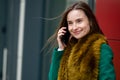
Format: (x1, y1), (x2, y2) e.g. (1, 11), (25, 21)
(73, 36), (81, 39)
(73, 35), (86, 39)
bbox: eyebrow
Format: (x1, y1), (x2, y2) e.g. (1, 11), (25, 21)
(67, 17), (83, 21)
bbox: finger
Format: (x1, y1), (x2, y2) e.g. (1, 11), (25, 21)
(58, 29), (66, 34)
(60, 27), (67, 31)
(58, 27), (67, 32)
(58, 33), (65, 38)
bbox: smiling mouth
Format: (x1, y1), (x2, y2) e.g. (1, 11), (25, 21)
(73, 31), (81, 35)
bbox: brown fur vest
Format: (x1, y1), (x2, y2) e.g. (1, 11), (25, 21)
(57, 33), (107, 80)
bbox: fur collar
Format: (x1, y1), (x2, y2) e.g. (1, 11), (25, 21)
(58, 33), (107, 80)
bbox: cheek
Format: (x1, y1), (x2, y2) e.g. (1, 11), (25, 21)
(85, 25), (90, 32)
(68, 26), (72, 32)
(83, 22), (90, 30)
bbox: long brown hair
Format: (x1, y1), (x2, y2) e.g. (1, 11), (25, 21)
(42, 1), (104, 54)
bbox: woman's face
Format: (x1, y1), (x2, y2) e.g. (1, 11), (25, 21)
(67, 9), (90, 39)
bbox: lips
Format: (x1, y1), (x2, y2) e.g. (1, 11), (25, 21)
(73, 31), (81, 35)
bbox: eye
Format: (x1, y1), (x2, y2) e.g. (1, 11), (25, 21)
(76, 19), (82, 23)
(67, 21), (73, 25)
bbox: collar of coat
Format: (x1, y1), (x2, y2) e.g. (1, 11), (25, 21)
(58, 33), (107, 80)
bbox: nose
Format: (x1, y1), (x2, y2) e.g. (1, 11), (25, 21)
(72, 23), (78, 30)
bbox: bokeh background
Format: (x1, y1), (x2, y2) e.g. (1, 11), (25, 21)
(0, 0), (120, 80)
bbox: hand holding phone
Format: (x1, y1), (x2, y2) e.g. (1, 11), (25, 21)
(57, 27), (70, 50)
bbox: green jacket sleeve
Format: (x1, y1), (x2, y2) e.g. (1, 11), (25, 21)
(48, 48), (64, 80)
(99, 44), (116, 80)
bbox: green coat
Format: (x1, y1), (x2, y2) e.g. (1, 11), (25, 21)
(48, 44), (116, 80)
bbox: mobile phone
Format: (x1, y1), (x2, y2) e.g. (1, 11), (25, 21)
(60, 27), (70, 45)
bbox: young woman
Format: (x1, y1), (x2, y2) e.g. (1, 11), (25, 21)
(48, 1), (116, 80)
